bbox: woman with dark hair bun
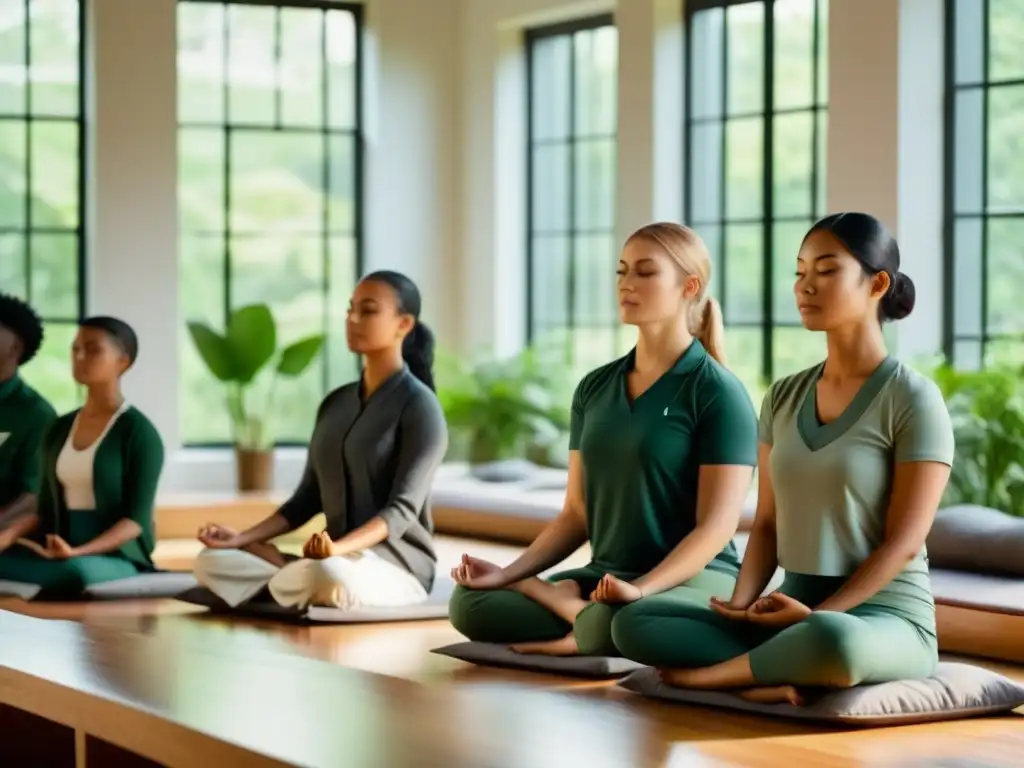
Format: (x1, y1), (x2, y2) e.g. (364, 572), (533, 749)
(615, 213), (954, 702)
(194, 270), (449, 611)
(0, 315), (165, 595)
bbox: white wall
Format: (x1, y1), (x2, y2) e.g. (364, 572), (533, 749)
(83, 0), (946, 493)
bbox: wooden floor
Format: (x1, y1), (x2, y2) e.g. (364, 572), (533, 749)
(1, 536), (1021, 767)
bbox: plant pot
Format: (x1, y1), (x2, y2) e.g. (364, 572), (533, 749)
(235, 447), (274, 492)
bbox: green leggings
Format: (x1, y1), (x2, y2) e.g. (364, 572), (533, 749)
(613, 573), (938, 687)
(0, 548), (140, 598)
(448, 565), (736, 657)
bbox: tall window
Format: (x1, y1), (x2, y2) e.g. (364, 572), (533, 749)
(945, 0), (1024, 369)
(0, 0), (85, 413)
(177, 0), (362, 446)
(685, 0), (828, 400)
(526, 17), (620, 379)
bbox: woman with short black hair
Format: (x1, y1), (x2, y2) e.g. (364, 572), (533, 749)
(0, 315), (165, 596)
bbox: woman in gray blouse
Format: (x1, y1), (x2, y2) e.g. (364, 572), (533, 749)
(193, 271), (449, 611)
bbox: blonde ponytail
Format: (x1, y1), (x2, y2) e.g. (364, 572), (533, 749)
(691, 296), (726, 365)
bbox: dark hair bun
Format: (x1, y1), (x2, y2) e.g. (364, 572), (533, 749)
(881, 271), (915, 321)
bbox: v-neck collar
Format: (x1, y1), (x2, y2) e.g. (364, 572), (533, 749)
(797, 356), (898, 451)
(358, 365), (407, 405)
(0, 375), (21, 402)
(620, 339), (706, 408)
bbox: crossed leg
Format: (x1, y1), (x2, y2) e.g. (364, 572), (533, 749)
(507, 578), (591, 655)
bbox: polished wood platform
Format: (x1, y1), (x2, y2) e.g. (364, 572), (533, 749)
(1, 532), (1022, 767)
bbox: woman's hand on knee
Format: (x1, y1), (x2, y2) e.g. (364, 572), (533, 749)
(710, 596), (751, 621)
(450, 554), (510, 590)
(590, 574), (642, 605)
(198, 524), (243, 549)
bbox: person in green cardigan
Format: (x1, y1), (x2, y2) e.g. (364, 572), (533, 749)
(0, 294), (57, 549)
(0, 316), (165, 597)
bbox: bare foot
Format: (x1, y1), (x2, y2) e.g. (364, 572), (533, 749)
(740, 685), (804, 706)
(657, 668), (697, 688)
(510, 634), (579, 656)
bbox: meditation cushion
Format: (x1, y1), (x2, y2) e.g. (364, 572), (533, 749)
(432, 641), (645, 679)
(618, 662), (1024, 726)
(176, 576), (455, 623)
(0, 571), (197, 601)
(926, 505), (1024, 577)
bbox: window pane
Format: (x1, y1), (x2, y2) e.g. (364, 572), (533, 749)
(179, 127), (224, 233)
(0, 3), (25, 114)
(690, 9), (725, 120)
(773, 0), (814, 111)
(771, 219), (810, 324)
(326, 10), (356, 130)
(0, 234), (26, 297)
(574, 26), (617, 137)
(530, 235), (569, 336)
(952, 218), (983, 338)
(723, 223), (762, 324)
(953, 339), (982, 371)
(20, 321), (78, 413)
(177, 3), (226, 123)
(950, 90), (983, 215)
(531, 143), (569, 232)
(986, 337), (1024, 368)
(229, 131), (324, 233)
(328, 134), (356, 233)
(29, 233), (77, 318)
(573, 234), (616, 328)
(989, 0), (1024, 82)
(574, 327), (616, 381)
(726, 2), (764, 115)
(280, 8), (324, 127)
(689, 121), (723, 224)
(953, 0), (984, 84)
(772, 112), (813, 218)
(772, 325), (825, 379)
(180, 234), (225, 326)
(30, 120), (78, 229)
(815, 109), (827, 216)
(987, 85), (1024, 213)
(227, 4), (276, 125)
(701, 224), (723, 301)
(725, 117), (763, 219)
(574, 139), (614, 231)
(985, 218), (1024, 336)
(327, 236), (357, 387)
(531, 35), (571, 141)
(29, 0), (80, 117)
(724, 327), (764, 400)
(0, 121), (27, 228)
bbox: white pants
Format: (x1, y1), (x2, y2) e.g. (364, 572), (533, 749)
(192, 548), (428, 611)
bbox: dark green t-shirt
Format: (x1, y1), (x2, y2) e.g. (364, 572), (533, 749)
(570, 340), (758, 579)
(0, 375), (57, 509)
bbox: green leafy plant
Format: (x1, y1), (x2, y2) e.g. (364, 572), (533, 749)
(187, 303), (324, 450)
(436, 346), (572, 467)
(932, 362), (1024, 517)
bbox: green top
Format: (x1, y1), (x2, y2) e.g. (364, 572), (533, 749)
(0, 375), (57, 508)
(37, 406), (164, 570)
(760, 358), (954, 630)
(570, 340), (759, 579)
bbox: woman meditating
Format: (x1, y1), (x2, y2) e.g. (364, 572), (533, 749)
(193, 271), (448, 611)
(613, 213), (953, 704)
(0, 316), (165, 596)
(448, 222), (759, 656)
(0, 294), (57, 550)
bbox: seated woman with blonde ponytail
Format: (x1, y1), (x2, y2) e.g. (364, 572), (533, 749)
(448, 223), (758, 657)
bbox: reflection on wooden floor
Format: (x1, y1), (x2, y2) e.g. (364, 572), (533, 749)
(0, 536), (1021, 767)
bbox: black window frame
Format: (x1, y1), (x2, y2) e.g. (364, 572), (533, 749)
(942, 0), (1024, 366)
(1, 0), (89, 336)
(177, 0), (364, 448)
(683, 0), (827, 387)
(524, 13), (620, 364)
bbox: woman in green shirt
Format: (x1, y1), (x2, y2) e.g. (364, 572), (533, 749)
(616, 213), (953, 704)
(448, 222), (759, 656)
(0, 317), (164, 597)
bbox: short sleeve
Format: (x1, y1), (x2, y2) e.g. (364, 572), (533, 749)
(893, 375), (955, 465)
(568, 380), (586, 451)
(757, 385), (776, 446)
(695, 374), (758, 466)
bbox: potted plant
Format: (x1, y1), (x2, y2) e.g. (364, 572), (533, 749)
(187, 303), (324, 492)
(436, 346), (572, 481)
(932, 361), (1024, 517)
